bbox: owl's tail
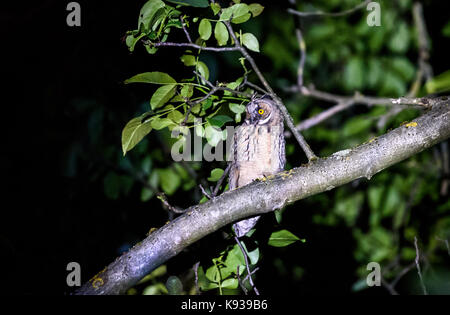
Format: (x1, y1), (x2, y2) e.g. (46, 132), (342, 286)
(233, 216), (261, 238)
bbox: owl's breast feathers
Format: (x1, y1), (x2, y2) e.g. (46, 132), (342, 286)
(229, 122), (285, 189)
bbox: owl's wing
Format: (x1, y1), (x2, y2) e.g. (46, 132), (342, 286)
(228, 125), (240, 190)
(277, 123), (286, 171)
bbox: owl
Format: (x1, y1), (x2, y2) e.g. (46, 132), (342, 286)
(229, 96), (286, 238)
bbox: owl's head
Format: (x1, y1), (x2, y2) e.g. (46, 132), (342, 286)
(245, 96), (282, 125)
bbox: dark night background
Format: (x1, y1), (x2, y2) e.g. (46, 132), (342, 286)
(1, 0), (450, 295)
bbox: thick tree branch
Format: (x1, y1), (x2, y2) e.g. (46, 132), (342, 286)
(76, 97), (450, 295)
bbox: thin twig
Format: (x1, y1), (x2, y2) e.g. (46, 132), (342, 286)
(288, 0), (371, 18)
(414, 236), (428, 295)
(145, 40), (240, 52)
(193, 261), (200, 295)
(435, 236), (450, 256)
(157, 193), (186, 214)
(234, 236), (259, 295)
(295, 28), (306, 89)
(236, 265), (248, 295)
(284, 87), (430, 136)
(240, 76), (269, 95)
(198, 184), (212, 199)
(180, 16), (193, 44)
(193, 71), (253, 98)
(381, 277), (399, 295)
(212, 164), (231, 197)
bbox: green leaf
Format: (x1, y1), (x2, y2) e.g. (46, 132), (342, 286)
(221, 278), (238, 289)
(180, 84), (194, 98)
(202, 98), (213, 110)
(388, 22), (410, 53)
(151, 117), (175, 130)
(208, 168), (224, 182)
(199, 19), (212, 40)
(210, 2), (221, 15)
(167, 110), (185, 124)
(248, 3), (264, 17)
(124, 72), (176, 85)
(158, 168), (181, 195)
(141, 171), (159, 202)
(443, 21), (450, 37)
(214, 22), (229, 46)
(230, 3), (249, 23)
(425, 70), (450, 94)
(229, 103), (246, 114)
(207, 115), (233, 128)
(165, 276), (183, 295)
(180, 55), (196, 66)
(342, 116), (372, 137)
(242, 33), (259, 52)
(268, 229), (303, 247)
(138, 0), (166, 32)
(343, 57), (364, 91)
(390, 57), (415, 81)
(205, 265), (219, 282)
(380, 71), (406, 96)
(197, 266), (219, 291)
(126, 33), (146, 52)
(121, 113), (153, 155)
(220, 7), (233, 21)
(142, 283), (168, 295)
(204, 124), (223, 146)
(196, 61), (210, 82)
(165, 0), (208, 7)
(150, 84), (177, 110)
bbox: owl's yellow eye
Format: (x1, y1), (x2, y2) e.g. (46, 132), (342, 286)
(258, 109), (265, 115)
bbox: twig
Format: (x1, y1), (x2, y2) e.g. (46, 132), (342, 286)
(295, 28), (306, 89)
(294, 101), (353, 132)
(157, 193), (186, 214)
(212, 164), (231, 197)
(193, 261), (200, 295)
(300, 85), (431, 107)
(234, 236), (259, 295)
(193, 71), (253, 99)
(199, 184), (212, 199)
(414, 236), (428, 295)
(288, 0), (371, 18)
(236, 265), (248, 295)
(180, 16), (192, 44)
(413, 2), (433, 82)
(240, 76), (269, 95)
(435, 236), (450, 256)
(381, 277), (399, 295)
(145, 40), (240, 52)
(284, 87), (430, 136)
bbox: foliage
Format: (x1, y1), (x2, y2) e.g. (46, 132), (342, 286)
(61, 0), (450, 295)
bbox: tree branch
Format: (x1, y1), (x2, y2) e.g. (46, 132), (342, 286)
(288, 0), (371, 18)
(76, 97), (450, 294)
